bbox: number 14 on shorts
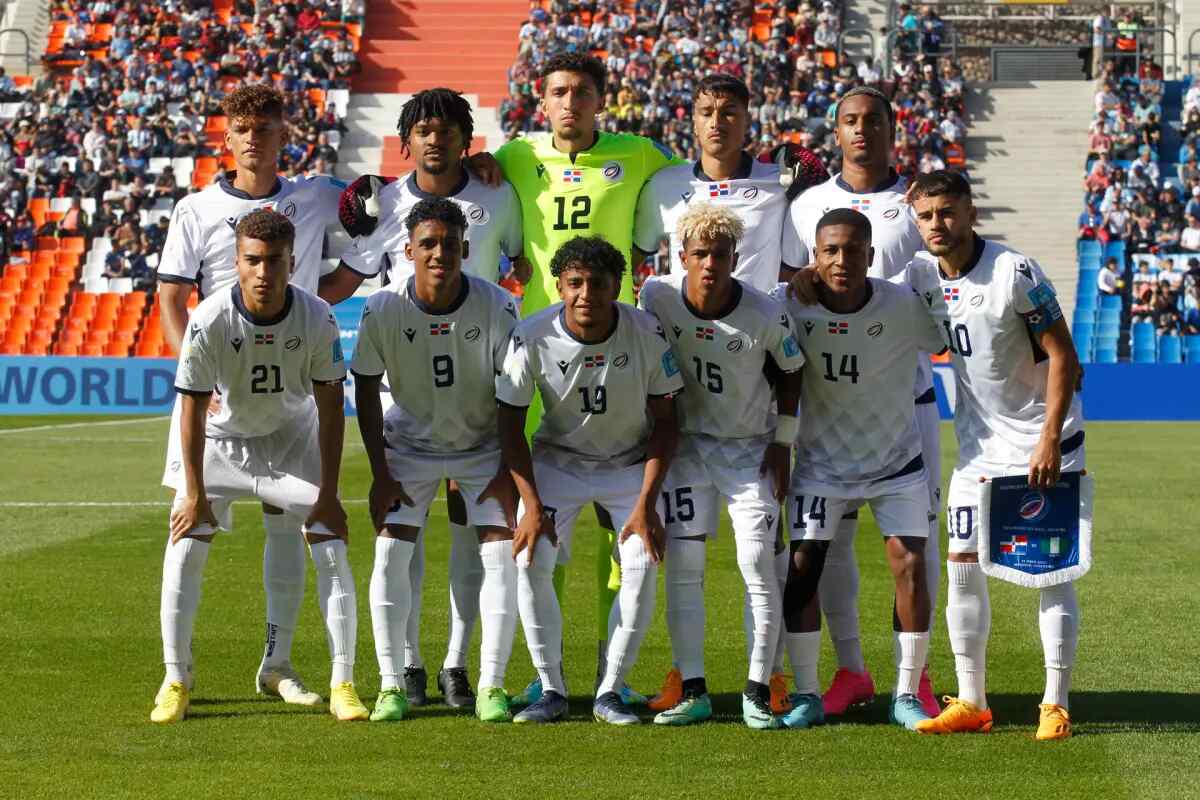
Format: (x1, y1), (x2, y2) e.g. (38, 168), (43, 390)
(791, 495), (829, 533)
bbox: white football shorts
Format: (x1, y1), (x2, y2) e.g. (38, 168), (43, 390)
(382, 446), (508, 529)
(662, 455), (779, 543)
(787, 474), (932, 543)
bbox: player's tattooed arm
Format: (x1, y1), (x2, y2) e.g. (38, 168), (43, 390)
(353, 372), (414, 531)
(1028, 317), (1082, 489)
(762, 369), (801, 501)
(306, 380), (350, 541)
(170, 391), (218, 542)
(497, 402), (557, 558)
(622, 394), (679, 564)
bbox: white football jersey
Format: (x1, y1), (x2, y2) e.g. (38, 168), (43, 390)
(158, 172), (344, 296)
(633, 156), (798, 293)
(905, 236), (1085, 473)
(339, 172), (523, 286)
(351, 275), (519, 454)
(639, 273), (804, 468)
(496, 303), (685, 472)
(174, 285), (346, 439)
(772, 279), (945, 495)
(782, 171), (933, 398)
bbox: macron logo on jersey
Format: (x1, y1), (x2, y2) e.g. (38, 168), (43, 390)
(695, 326), (715, 340)
(828, 321), (849, 334)
(943, 287), (960, 303)
(254, 333), (274, 345)
(708, 182), (732, 198)
(584, 354), (605, 368)
(429, 323), (452, 336)
(563, 169), (583, 184)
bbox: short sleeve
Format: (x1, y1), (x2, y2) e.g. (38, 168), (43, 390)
(349, 296), (386, 377)
(157, 202), (203, 283)
(780, 203), (810, 267)
(635, 276), (661, 314)
(906, 289), (948, 353)
(500, 181), (524, 259)
(310, 306), (348, 384)
(495, 327), (537, 407)
(633, 177), (666, 253)
(1010, 258), (1063, 333)
(764, 299), (806, 373)
(646, 325), (685, 398)
(174, 317), (216, 393)
(641, 136), (678, 179)
(340, 221), (387, 277)
(491, 291), (521, 371)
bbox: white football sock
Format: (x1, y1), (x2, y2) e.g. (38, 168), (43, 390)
(477, 539), (517, 690)
(444, 521), (483, 671)
(786, 631), (822, 695)
(820, 515), (866, 673)
(916, 399), (943, 644)
(665, 538), (706, 681)
(404, 527), (425, 669)
(310, 539), (358, 688)
(945, 560), (990, 709)
(160, 537), (210, 685)
(517, 536), (566, 696)
(1039, 581), (1079, 709)
(772, 546), (789, 673)
(369, 536), (414, 691)
(737, 536), (780, 686)
(261, 512), (305, 670)
(924, 517), (941, 637)
(895, 631), (930, 697)
(597, 536), (657, 696)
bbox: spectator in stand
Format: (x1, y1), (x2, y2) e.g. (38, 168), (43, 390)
(1127, 213), (1156, 253)
(1088, 120), (1112, 157)
(1078, 200), (1103, 240)
(1102, 196), (1131, 242)
(1127, 146), (1159, 192)
(1097, 257), (1123, 295)
(1185, 186), (1200, 221)
(1180, 214), (1200, 253)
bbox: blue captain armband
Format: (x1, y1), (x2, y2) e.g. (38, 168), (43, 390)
(1024, 283), (1062, 333)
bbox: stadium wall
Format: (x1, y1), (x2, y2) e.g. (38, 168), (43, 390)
(1, 357), (1197, 420)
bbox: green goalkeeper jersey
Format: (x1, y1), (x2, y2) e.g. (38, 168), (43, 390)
(496, 131), (679, 312)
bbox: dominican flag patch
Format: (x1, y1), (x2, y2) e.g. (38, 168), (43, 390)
(429, 322), (452, 335)
(708, 182), (732, 198)
(828, 321), (849, 334)
(695, 326), (715, 340)
(850, 197), (871, 209)
(999, 535), (1028, 554)
(254, 333), (274, 345)
(943, 287), (960, 303)
(562, 169), (583, 183)
(584, 354), (605, 368)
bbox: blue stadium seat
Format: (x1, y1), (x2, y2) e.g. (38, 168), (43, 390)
(1158, 336), (1183, 363)
(1096, 322), (1120, 338)
(1099, 293), (1123, 310)
(1132, 346), (1157, 363)
(1097, 307), (1121, 325)
(1078, 255), (1102, 271)
(1131, 321), (1155, 342)
(1093, 347), (1118, 364)
(1185, 334), (1200, 353)
(1187, 348), (1200, 365)
(1073, 308), (1096, 326)
(1077, 239), (1102, 258)
(1076, 294), (1098, 312)
(1075, 336), (1093, 361)
(1104, 240), (1126, 261)
(1073, 321), (1095, 340)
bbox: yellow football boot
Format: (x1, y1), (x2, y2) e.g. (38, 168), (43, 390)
(1036, 704), (1072, 741)
(915, 696), (994, 734)
(329, 682), (369, 721)
(150, 682), (189, 724)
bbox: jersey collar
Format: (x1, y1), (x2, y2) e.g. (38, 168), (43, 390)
(557, 303), (620, 345)
(405, 273), (470, 315)
(218, 171), (283, 200)
(554, 130), (601, 164)
(834, 169), (900, 195)
(407, 169), (470, 200)
(938, 234), (987, 281)
(692, 153), (754, 182)
(231, 284), (294, 326)
(680, 278), (743, 320)
(819, 278), (874, 315)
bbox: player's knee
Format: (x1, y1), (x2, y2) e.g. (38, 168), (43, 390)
(445, 482), (467, 525)
(520, 538), (557, 579)
(783, 542), (826, 622)
(890, 544), (926, 594)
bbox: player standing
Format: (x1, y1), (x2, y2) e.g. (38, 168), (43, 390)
(638, 204), (803, 728)
(905, 171), (1085, 740)
(772, 208), (946, 731)
(352, 198), (522, 723)
(782, 86), (941, 717)
(157, 85), (350, 708)
(495, 52), (681, 699)
(324, 88), (526, 709)
(152, 210), (365, 723)
(495, 236), (683, 724)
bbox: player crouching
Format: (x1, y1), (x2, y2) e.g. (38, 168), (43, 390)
(152, 210), (365, 723)
(638, 204), (803, 729)
(496, 237), (683, 725)
(351, 198), (522, 723)
(772, 209), (947, 731)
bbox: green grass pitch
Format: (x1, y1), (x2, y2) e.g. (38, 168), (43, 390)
(0, 415), (1197, 798)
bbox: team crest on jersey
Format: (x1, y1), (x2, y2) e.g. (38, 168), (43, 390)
(464, 325), (481, 341)
(602, 161), (623, 182)
(562, 168), (583, 184)
(867, 322), (884, 338)
(695, 326), (715, 341)
(708, 182), (732, 199)
(285, 336), (302, 350)
(404, 327), (416, 342)
(556, 359), (569, 375)
(828, 321), (849, 334)
(255, 333), (274, 345)
(742, 187), (759, 200)
(943, 287), (960, 303)
(281, 202), (297, 218)
(672, 324), (683, 339)
(970, 294), (984, 307)
(882, 207), (900, 220)
(584, 354), (605, 368)
(430, 322), (452, 336)
(727, 337), (745, 353)
(613, 352), (629, 369)
(467, 206), (489, 225)
(803, 321), (815, 335)
(231, 336), (243, 352)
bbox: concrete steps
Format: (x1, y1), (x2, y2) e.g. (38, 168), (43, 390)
(965, 81), (1095, 319)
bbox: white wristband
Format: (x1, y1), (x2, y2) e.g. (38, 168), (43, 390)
(774, 414), (799, 446)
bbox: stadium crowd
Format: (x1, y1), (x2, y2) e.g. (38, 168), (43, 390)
(499, 0), (967, 179)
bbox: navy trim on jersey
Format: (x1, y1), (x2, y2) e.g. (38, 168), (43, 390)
(834, 169), (900, 195)
(175, 386), (213, 396)
(405, 274), (470, 315)
(496, 398), (529, 410)
(881, 453), (924, 482)
(339, 258), (375, 278)
(217, 171), (282, 200)
(407, 170), (470, 200)
(915, 387), (936, 405)
(231, 284), (294, 326)
(692, 153), (754, 182)
(1061, 430), (1085, 455)
(680, 278), (743, 320)
(557, 304), (620, 345)
(157, 273), (197, 285)
(350, 369), (385, 380)
(938, 234), (987, 281)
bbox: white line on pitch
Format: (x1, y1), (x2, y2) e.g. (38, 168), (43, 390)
(0, 416), (170, 435)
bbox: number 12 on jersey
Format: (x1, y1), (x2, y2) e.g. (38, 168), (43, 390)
(552, 195), (591, 231)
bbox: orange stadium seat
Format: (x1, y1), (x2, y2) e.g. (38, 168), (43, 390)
(80, 343), (104, 356)
(36, 237), (58, 251)
(59, 237), (86, 254)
